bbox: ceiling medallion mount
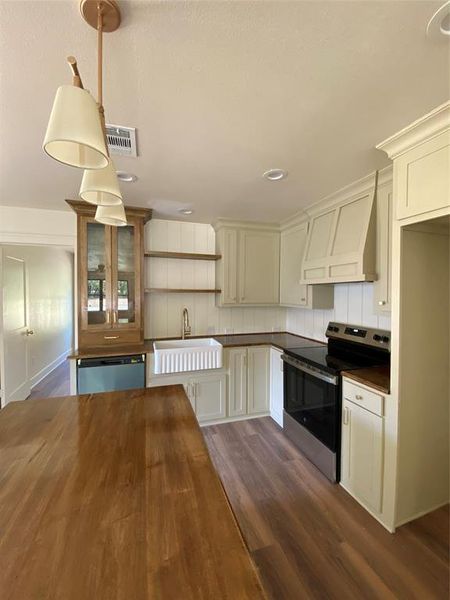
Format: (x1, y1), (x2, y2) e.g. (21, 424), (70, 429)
(80, 0), (121, 33)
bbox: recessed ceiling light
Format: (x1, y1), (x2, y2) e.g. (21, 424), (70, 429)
(427, 1), (450, 39)
(179, 208), (193, 215)
(116, 171), (138, 183)
(263, 169), (288, 181)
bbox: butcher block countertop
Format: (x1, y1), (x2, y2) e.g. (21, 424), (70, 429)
(342, 365), (391, 394)
(67, 331), (324, 360)
(0, 386), (266, 600)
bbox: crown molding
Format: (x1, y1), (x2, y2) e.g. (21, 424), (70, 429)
(213, 218), (279, 232)
(279, 210), (309, 231)
(376, 101), (450, 159)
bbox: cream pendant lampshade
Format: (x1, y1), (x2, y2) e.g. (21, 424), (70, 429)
(95, 202), (127, 227)
(43, 85), (109, 169)
(80, 160), (123, 205)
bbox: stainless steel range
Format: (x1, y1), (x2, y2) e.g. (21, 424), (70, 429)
(282, 322), (390, 482)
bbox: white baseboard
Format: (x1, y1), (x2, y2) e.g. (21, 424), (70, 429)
(200, 412), (270, 427)
(30, 349), (72, 389)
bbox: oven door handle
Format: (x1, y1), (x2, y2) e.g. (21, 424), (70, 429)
(281, 354), (339, 386)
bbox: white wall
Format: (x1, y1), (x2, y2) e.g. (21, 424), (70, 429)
(286, 283), (391, 342)
(145, 220), (286, 338)
(0, 206), (76, 246)
(2, 245), (74, 387)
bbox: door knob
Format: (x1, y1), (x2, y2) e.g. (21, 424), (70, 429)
(25, 329), (34, 336)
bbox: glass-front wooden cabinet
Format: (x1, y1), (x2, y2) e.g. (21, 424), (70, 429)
(67, 200), (152, 349)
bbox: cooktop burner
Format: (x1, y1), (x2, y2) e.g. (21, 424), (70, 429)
(285, 345), (388, 375)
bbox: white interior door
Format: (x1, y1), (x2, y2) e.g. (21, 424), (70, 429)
(2, 253), (31, 404)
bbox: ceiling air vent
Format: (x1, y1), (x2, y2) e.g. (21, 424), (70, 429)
(105, 124), (137, 157)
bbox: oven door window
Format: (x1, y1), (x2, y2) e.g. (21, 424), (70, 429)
(284, 363), (338, 451)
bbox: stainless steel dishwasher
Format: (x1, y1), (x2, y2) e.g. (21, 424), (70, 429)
(77, 354), (146, 394)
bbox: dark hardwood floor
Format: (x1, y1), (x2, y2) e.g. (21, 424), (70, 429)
(27, 360), (71, 400)
(203, 418), (449, 600)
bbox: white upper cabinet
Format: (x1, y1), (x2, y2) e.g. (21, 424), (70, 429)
(215, 221), (280, 306)
(280, 220), (334, 309)
(374, 167), (393, 312)
(377, 101), (450, 222)
(300, 173), (377, 285)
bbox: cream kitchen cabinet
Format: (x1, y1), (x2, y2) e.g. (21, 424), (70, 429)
(270, 347), (284, 427)
(238, 229), (280, 304)
(340, 378), (385, 518)
(300, 173), (377, 284)
(377, 101), (450, 222)
(148, 370), (226, 424)
(373, 167), (393, 312)
(190, 374), (226, 423)
(247, 347), (270, 414)
(394, 132), (449, 221)
(228, 348), (248, 417)
(280, 221), (334, 308)
(227, 346), (270, 417)
(215, 222), (280, 306)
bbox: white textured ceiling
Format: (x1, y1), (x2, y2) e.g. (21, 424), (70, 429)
(0, 1), (449, 223)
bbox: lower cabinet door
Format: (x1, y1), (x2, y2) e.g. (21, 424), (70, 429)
(247, 347), (270, 415)
(192, 374), (227, 423)
(228, 348), (248, 416)
(341, 399), (384, 513)
(270, 348), (284, 426)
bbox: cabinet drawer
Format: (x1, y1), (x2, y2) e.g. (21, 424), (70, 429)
(343, 379), (384, 416)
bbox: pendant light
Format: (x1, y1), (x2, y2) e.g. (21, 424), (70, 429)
(43, 58), (109, 169)
(79, 1), (124, 208)
(80, 160), (123, 205)
(95, 203), (127, 226)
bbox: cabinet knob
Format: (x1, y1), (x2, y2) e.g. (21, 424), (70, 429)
(301, 297), (306, 302)
(355, 394), (363, 400)
(378, 300), (386, 306)
(25, 329), (34, 336)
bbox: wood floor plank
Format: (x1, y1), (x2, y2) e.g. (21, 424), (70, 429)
(27, 360), (71, 399)
(203, 417), (449, 600)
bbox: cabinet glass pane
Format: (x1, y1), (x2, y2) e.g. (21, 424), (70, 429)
(117, 225), (135, 324)
(87, 223), (107, 325)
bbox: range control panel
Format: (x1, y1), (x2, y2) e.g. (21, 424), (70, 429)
(326, 322), (390, 351)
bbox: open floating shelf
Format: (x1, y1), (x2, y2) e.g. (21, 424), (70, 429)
(145, 288), (221, 294)
(145, 251), (221, 261)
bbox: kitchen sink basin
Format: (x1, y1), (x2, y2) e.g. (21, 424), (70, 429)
(153, 338), (223, 374)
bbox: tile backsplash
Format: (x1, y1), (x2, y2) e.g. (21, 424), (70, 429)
(286, 282), (391, 343)
(145, 219), (391, 340)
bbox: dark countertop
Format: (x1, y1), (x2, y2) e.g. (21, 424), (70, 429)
(342, 365), (391, 394)
(68, 331), (325, 359)
(0, 385), (266, 600)
(213, 332), (325, 351)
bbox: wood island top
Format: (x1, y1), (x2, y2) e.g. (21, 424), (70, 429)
(0, 386), (266, 600)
